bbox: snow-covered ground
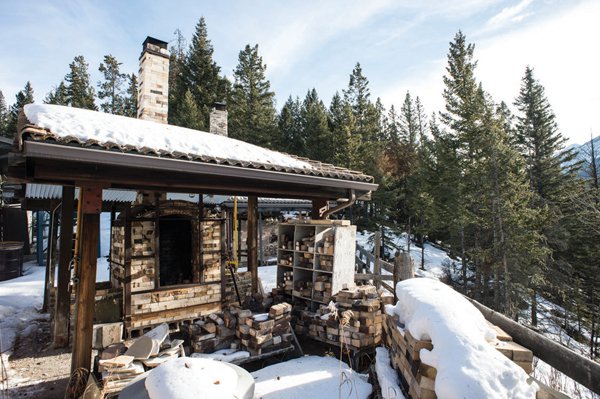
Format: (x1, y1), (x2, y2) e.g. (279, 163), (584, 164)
(0, 262), (46, 355)
(251, 356), (371, 399)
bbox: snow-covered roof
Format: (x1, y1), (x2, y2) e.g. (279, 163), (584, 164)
(19, 104), (374, 184)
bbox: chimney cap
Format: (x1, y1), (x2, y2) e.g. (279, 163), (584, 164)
(212, 102), (227, 111)
(143, 36), (168, 50)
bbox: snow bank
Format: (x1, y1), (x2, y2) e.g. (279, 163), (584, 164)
(393, 278), (538, 399)
(0, 263), (46, 354)
(375, 347), (404, 399)
(251, 356), (371, 399)
(24, 104), (312, 170)
(145, 357), (238, 399)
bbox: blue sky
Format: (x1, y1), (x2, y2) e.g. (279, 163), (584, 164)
(1, 0), (598, 144)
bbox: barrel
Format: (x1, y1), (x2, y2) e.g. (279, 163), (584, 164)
(0, 241), (24, 281)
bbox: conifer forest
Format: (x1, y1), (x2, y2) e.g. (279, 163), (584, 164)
(1, 18), (598, 362)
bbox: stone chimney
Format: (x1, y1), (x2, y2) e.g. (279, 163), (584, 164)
(136, 37), (170, 205)
(137, 36), (170, 124)
(209, 102), (228, 137)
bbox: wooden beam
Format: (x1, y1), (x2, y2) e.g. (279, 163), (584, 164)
(71, 186), (101, 374)
(247, 196), (258, 294)
(53, 186), (74, 347)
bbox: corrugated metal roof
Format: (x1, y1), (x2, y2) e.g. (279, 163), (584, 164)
(24, 185), (255, 206)
(19, 105), (374, 184)
(25, 184), (136, 203)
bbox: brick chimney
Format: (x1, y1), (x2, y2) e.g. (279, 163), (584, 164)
(209, 102), (228, 137)
(137, 36), (170, 124)
(136, 36), (170, 205)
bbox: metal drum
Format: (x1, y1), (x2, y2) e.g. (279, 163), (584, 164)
(0, 241), (24, 281)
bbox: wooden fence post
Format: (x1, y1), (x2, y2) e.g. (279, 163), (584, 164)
(374, 231), (381, 289)
(247, 196), (258, 294)
(393, 252), (401, 302)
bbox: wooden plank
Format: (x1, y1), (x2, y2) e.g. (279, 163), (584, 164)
(381, 260), (394, 274)
(124, 206), (132, 321)
(381, 281), (394, 295)
(354, 273), (394, 281)
(53, 186), (74, 347)
(247, 196), (258, 294)
(71, 186), (101, 374)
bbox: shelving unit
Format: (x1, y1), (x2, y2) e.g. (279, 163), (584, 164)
(276, 220), (356, 310)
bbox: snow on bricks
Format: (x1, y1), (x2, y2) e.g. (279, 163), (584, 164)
(384, 278), (538, 399)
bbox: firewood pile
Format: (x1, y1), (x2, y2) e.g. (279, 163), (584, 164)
(382, 313), (534, 399)
(294, 285), (383, 351)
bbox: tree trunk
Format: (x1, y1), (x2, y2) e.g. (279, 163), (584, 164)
(531, 289), (538, 327)
(420, 234), (425, 270)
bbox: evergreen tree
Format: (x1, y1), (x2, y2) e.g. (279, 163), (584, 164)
(399, 92), (419, 147)
(65, 55), (97, 110)
(44, 81), (69, 105)
(123, 74), (138, 118)
(229, 44), (277, 147)
(277, 96), (304, 156)
(98, 54), (126, 114)
(0, 91), (8, 138)
(302, 89), (333, 163)
(514, 66), (581, 325)
(176, 18), (229, 130)
(168, 28), (187, 125)
(386, 105), (401, 143)
(171, 89), (203, 130)
(6, 82), (35, 139)
(328, 92), (358, 168)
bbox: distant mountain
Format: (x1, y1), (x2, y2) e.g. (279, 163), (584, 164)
(566, 135), (600, 179)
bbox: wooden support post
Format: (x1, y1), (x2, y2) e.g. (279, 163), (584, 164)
(43, 202), (59, 312)
(71, 186), (101, 374)
(53, 186), (75, 347)
(247, 196), (258, 294)
(374, 231), (381, 289)
(258, 211), (263, 266)
(311, 198), (328, 219)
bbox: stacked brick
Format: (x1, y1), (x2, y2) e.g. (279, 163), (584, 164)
(186, 303), (294, 357)
(201, 221), (221, 282)
(294, 285), (383, 351)
(187, 311), (238, 353)
(382, 313), (535, 399)
(237, 303), (293, 356)
(312, 274), (332, 303)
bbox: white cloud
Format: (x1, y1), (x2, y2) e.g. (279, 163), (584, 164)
(380, 0), (600, 145)
(484, 0), (534, 31)
(477, 0), (600, 144)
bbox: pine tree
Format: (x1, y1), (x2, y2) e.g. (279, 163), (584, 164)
(328, 92), (358, 168)
(0, 90), (8, 138)
(98, 54), (126, 114)
(168, 28), (187, 125)
(229, 44), (277, 147)
(65, 55), (97, 110)
(6, 82), (35, 139)
(172, 89), (203, 130)
(176, 18), (229, 130)
(123, 74), (138, 118)
(514, 66), (581, 325)
(44, 81), (69, 105)
(302, 89), (333, 163)
(277, 96), (304, 156)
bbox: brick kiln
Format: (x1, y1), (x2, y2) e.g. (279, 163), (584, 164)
(110, 198), (227, 336)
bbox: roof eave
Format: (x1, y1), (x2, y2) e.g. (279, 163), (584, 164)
(18, 141), (378, 199)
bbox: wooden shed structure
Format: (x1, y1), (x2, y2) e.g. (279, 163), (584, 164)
(7, 102), (377, 374)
